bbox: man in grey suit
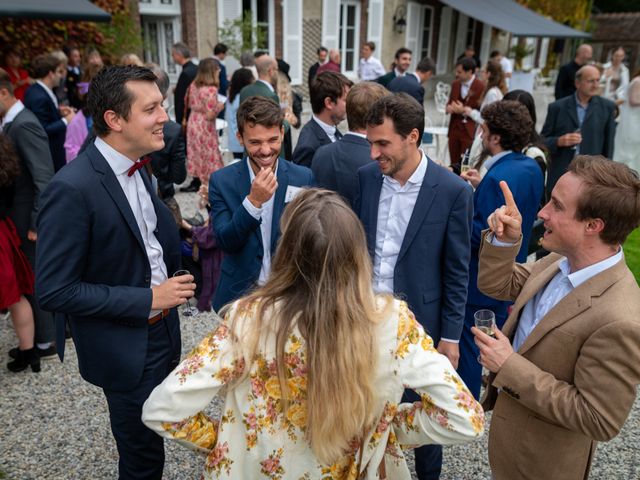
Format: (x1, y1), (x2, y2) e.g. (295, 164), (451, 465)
(388, 57), (435, 106)
(311, 81), (388, 209)
(0, 68), (56, 357)
(292, 71), (352, 167)
(542, 65), (616, 195)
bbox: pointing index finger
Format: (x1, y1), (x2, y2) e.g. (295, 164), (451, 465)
(499, 181), (516, 208)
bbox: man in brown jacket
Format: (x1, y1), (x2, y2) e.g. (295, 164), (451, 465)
(446, 57), (484, 167)
(472, 155), (640, 480)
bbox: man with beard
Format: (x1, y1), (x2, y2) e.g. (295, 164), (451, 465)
(357, 93), (473, 480)
(377, 47), (412, 88)
(458, 101), (543, 400)
(208, 96), (315, 311)
(292, 71), (352, 167)
(24, 54), (75, 171)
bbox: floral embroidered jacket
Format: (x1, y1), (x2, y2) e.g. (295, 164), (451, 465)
(142, 298), (484, 479)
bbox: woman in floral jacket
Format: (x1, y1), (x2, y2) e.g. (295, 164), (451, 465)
(143, 189), (484, 479)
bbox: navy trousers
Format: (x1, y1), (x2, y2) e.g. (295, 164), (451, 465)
(402, 389), (443, 480)
(103, 316), (181, 480)
(457, 303), (508, 399)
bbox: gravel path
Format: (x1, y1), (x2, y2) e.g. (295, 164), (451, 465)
(2, 189), (638, 480)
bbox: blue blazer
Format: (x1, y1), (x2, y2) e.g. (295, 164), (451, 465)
(36, 142), (182, 391)
(467, 151), (543, 311)
(357, 158), (473, 342)
(23, 82), (67, 171)
(388, 74), (425, 105)
(292, 118), (339, 168)
(311, 133), (373, 209)
(209, 158), (315, 311)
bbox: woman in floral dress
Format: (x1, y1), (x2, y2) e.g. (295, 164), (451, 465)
(143, 189), (484, 479)
(186, 58), (225, 186)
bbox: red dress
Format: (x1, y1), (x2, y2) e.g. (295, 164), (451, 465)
(186, 83), (224, 184)
(0, 216), (34, 309)
(3, 66), (30, 101)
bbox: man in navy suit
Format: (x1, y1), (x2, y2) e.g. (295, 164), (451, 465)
(311, 81), (388, 209)
(23, 54), (75, 172)
(36, 66), (195, 479)
(542, 65), (616, 196)
(209, 96), (315, 311)
(388, 56), (435, 106)
(458, 101), (544, 399)
(292, 71), (352, 167)
(357, 93), (473, 480)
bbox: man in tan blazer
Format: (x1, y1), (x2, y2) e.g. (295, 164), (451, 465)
(472, 155), (640, 480)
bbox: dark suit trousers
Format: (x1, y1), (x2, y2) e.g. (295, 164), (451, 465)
(402, 389), (442, 480)
(103, 316), (181, 480)
(457, 304), (508, 400)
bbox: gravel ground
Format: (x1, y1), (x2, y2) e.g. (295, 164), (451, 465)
(2, 152), (639, 479)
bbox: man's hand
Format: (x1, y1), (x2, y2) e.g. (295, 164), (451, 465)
(60, 106), (76, 123)
(27, 230), (37, 242)
(151, 274), (196, 310)
(487, 181), (522, 243)
(557, 132), (582, 148)
(472, 326), (514, 373)
(437, 340), (460, 369)
(448, 100), (465, 114)
(460, 168), (481, 189)
(247, 167), (277, 208)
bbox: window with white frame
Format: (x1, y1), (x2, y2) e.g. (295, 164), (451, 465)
(419, 6), (434, 61)
(141, 17), (181, 78)
(339, 0), (360, 75)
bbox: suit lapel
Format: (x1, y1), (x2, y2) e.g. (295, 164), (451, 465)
(515, 257), (627, 356)
(366, 169), (384, 259)
(566, 94), (580, 129)
(271, 159), (289, 252)
(396, 159), (437, 263)
(501, 260), (562, 339)
(89, 144), (146, 253)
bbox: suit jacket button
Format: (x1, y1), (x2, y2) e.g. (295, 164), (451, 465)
(145, 276), (151, 283)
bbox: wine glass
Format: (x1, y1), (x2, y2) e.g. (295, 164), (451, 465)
(474, 309), (496, 363)
(173, 270), (198, 317)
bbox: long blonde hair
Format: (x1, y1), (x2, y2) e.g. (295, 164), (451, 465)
(231, 189), (387, 464)
(194, 57), (220, 88)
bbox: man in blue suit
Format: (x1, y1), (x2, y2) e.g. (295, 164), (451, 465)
(292, 71), (352, 167)
(311, 81), (388, 209)
(209, 96), (315, 311)
(23, 53), (75, 172)
(458, 100), (544, 400)
(388, 56), (435, 106)
(357, 93), (473, 480)
(36, 66), (195, 479)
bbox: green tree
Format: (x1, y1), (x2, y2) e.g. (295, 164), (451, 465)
(217, 11), (266, 59)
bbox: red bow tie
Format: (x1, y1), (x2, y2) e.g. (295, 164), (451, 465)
(127, 156), (152, 177)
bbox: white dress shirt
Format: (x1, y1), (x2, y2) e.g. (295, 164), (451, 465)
(394, 68), (407, 78)
(95, 137), (168, 317)
(358, 56), (386, 81)
(489, 233), (624, 351)
(373, 151), (428, 294)
(257, 79), (275, 93)
(312, 114), (339, 143)
(461, 76), (476, 100)
(1, 100), (25, 128)
(241, 159), (278, 284)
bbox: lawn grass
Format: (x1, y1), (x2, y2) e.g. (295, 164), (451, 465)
(623, 228), (640, 284)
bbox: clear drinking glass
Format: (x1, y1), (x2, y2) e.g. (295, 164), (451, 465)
(173, 270), (198, 317)
(474, 309), (496, 362)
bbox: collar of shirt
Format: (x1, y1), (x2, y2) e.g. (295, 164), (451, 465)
(345, 131), (367, 139)
(1, 100), (25, 127)
(95, 137), (138, 177)
(558, 248), (623, 289)
(574, 91), (592, 109)
(462, 76), (476, 88)
(384, 149), (428, 188)
(246, 157), (279, 182)
(483, 150), (512, 173)
(411, 72), (421, 83)
(67, 65), (80, 75)
(36, 80), (59, 108)
(257, 79), (275, 93)
(394, 68), (406, 77)
(312, 114), (338, 141)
